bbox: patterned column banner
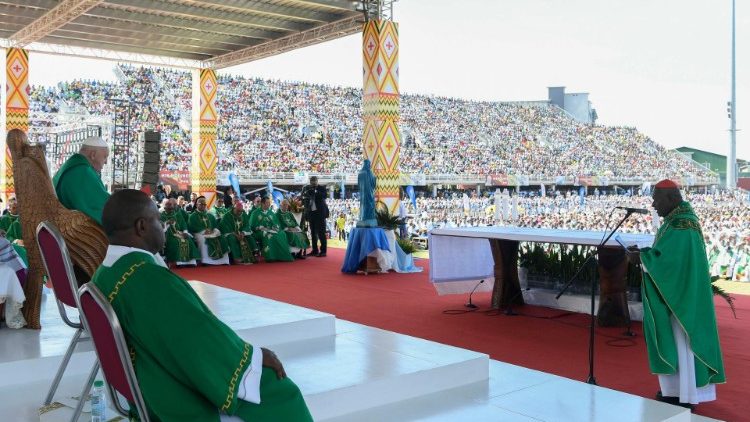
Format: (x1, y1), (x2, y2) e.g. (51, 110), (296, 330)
(4, 48), (29, 200)
(192, 68), (218, 208)
(362, 20), (400, 214)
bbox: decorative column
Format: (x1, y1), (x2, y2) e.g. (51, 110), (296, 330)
(362, 20), (400, 214)
(3, 48), (29, 201)
(192, 68), (218, 208)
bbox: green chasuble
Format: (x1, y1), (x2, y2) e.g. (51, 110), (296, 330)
(0, 213), (18, 234)
(277, 210), (309, 250)
(91, 252), (312, 421)
(6, 219), (27, 266)
(212, 205), (230, 220)
(161, 211), (200, 263)
(249, 209), (294, 262)
(52, 153), (110, 225)
(640, 201), (726, 387)
(188, 210), (228, 260)
(219, 211), (258, 264)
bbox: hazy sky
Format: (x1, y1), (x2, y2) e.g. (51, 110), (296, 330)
(27, 0), (748, 159)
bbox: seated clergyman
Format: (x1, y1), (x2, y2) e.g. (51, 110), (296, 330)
(161, 198), (200, 267)
(92, 189), (313, 421)
(188, 196), (230, 265)
(220, 201), (258, 265)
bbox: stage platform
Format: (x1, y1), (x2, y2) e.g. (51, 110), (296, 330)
(0, 281), (714, 421)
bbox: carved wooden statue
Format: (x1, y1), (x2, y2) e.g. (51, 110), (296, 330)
(7, 129), (108, 329)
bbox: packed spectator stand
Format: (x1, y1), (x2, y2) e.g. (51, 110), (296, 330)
(29, 64), (715, 182)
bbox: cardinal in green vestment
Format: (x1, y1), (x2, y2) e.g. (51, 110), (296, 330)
(628, 179), (725, 407)
(91, 189), (312, 421)
(160, 199), (200, 265)
(52, 136), (111, 225)
(188, 196), (230, 265)
(220, 201), (258, 265)
(278, 200), (309, 259)
(249, 197), (294, 262)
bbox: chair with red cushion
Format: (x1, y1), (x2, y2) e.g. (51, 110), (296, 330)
(78, 283), (150, 421)
(36, 221), (100, 421)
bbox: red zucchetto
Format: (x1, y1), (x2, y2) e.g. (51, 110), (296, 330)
(655, 179), (679, 189)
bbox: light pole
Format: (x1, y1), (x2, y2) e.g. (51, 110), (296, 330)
(727, 0), (737, 189)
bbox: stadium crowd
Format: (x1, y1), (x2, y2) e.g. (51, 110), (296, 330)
(29, 64), (713, 181)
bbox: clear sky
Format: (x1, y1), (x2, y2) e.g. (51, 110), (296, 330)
(27, 0), (748, 159)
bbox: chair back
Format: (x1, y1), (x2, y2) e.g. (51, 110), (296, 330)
(36, 221), (82, 327)
(78, 283), (150, 421)
(36, 221), (79, 307)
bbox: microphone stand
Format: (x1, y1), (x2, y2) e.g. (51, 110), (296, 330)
(556, 210), (635, 385)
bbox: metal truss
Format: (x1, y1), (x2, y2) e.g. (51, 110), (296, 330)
(360, 0), (397, 21)
(14, 41), (203, 70)
(9, 0), (103, 47)
(206, 15), (363, 69)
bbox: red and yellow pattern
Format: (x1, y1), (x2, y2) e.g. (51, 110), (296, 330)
(3, 47), (29, 200)
(192, 68), (218, 208)
(362, 20), (400, 213)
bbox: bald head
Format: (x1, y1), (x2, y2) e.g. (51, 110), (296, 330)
(164, 198), (177, 213)
(103, 189), (165, 253)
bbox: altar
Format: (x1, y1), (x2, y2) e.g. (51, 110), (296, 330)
(428, 227), (654, 325)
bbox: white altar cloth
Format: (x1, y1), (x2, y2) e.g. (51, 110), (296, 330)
(428, 227), (654, 295)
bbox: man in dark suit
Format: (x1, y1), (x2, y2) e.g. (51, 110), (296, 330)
(304, 176), (329, 257)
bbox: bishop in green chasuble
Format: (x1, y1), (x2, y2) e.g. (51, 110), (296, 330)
(278, 200), (309, 257)
(249, 197), (294, 262)
(92, 190), (312, 421)
(160, 199), (199, 265)
(630, 180), (725, 406)
(220, 202), (258, 265)
(188, 196), (230, 265)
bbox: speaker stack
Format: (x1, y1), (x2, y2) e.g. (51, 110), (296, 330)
(142, 130), (161, 193)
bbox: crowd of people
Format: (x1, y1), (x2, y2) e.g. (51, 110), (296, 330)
(28, 64), (714, 181)
(327, 190), (750, 281)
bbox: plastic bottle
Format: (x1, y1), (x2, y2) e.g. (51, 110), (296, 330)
(91, 380), (106, 422)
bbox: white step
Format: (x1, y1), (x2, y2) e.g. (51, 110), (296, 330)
(325, 360), (694, 422)
(0, 281), (335, 384)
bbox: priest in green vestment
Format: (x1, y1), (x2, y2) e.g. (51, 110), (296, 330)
(188, 196), (230, 265)
(278, 200), (309, 259)
(0, 198), (19, 236)
(249, 197), (294, 263)
(220, 201), (258, 265)
(92, 189), (312, 421)
(52, 136), (110, 225)
(628, 179), (725, 408)
(161, 199), (200, 266)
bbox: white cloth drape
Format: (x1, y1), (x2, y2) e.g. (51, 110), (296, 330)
(0, 264), (26, 328)
(194, 231), (230, 265)
(658, 316), (717, 404)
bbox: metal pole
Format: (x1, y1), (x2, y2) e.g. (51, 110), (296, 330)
(728, 0), (737, 188)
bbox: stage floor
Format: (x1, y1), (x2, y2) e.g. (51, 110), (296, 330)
(0, 281), (712, 421)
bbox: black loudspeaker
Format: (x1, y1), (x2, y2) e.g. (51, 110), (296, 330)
(142, 130), (161, 190)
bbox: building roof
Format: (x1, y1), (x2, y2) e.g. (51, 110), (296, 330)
(0, 0), (363, 68)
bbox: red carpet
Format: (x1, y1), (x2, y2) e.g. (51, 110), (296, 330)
(176, 248), (748, 422)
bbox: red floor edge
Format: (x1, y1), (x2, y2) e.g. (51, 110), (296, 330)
(175, 248), (747, 422)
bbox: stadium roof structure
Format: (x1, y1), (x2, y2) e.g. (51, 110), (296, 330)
(0, 0), (365, 69)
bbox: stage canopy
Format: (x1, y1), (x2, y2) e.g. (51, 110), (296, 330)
(0, 0), (363, 68)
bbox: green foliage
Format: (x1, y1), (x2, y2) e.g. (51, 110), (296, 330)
(375, 202), (401, 230)
(711, 276), (737, 318)
(397, 238), (417, 255)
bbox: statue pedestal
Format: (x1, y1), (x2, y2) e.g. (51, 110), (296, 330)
(341, 227), (390, 274)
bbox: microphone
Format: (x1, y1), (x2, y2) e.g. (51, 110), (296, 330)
(615, 206), (649, 215)
(465, 279), (484, 309)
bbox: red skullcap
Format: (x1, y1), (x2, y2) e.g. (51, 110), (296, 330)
(655, 179), (679, 189)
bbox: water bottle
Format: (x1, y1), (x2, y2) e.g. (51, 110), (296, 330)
(91, 380), (106, 422)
